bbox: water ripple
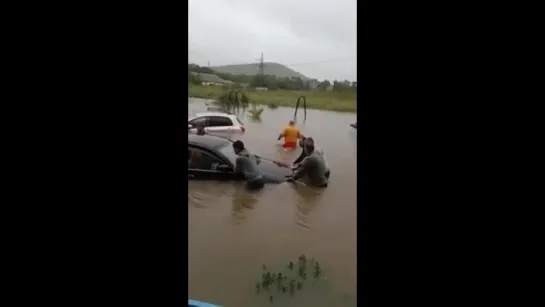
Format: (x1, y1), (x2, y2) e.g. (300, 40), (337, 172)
(188, 98), (357, 306)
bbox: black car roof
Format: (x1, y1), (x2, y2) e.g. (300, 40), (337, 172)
(188, 134), (233, 149)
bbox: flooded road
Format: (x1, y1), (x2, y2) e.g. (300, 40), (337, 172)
(188, 98), (358, 306)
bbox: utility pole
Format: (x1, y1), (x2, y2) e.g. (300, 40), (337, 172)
(253, 52), (265, 87)
(258, 52), (264, 77)
(252, 52), (266, 87)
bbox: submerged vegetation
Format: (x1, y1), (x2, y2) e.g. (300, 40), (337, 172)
(248, 103), (264, 120)
(267, 102), (279, 109)
(255, 255), (325, 304)
(211, 90), (250, 114)
(189, 84), (357, 113)
(209, 89), (263, 121)
(204, 89), (308, 122)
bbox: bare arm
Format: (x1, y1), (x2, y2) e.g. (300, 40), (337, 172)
(292, 150), (307, 165)
(277, 128), (287, 140)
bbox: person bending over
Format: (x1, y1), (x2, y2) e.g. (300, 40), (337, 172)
(232, 140), (266, 190)
(286, 140), (329, 188)
(292, 137), (330, 179)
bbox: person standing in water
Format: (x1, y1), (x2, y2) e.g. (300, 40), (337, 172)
(292, 137), (330, 179)
(232, 140), (266, 190)
(277, 120), (304, 149)
(287, 138), (329, 187)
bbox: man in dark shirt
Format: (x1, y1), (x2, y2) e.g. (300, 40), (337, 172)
(292, 137), (330, 179)
(287, 139), (329, 187)
(233, 140), (265, 190)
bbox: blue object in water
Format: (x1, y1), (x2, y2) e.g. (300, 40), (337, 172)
(188, 299), (222, 307)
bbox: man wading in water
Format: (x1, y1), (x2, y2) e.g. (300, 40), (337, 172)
(277, 120), (304, 149)
(292, 137), (331, 179)
(233, 140), (267, 190)
(286, 138), (329, 187)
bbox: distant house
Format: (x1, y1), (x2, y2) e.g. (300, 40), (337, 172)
(191, 72), (233, 86)
(255, 87), (268, 92)
(307, 79), (319, 89)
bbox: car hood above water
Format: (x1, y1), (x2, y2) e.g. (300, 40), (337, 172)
(256, 157), (293, 182)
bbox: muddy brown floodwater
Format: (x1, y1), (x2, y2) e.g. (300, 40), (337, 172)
(188, 98), (358, 307)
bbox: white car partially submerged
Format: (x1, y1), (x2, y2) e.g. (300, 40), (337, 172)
(188, 112), (246, 137)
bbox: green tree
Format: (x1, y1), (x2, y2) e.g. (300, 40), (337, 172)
(318, 80), (331, 91)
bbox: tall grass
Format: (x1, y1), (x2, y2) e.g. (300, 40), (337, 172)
(188, 84), (357, 113)
(248, 103), (264, 120)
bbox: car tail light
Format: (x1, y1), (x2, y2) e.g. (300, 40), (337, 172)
(240, 126), (245, 133)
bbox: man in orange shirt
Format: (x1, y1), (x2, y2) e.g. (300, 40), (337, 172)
(277, 120), (304, 149)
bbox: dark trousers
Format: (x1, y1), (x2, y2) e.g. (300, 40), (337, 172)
(245, 178), (265, 191)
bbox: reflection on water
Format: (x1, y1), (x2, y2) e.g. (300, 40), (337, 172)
(231, 183), (260, 225)
(292, 183), (326, 230)
(188, 98), (357, 307)
(273, 144), (302, 165)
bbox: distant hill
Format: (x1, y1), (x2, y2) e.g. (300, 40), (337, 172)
(210, 62), (310, 80)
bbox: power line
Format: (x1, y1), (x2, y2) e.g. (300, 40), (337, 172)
(258, 52), (264, 76)
(188, 54), (356, 68)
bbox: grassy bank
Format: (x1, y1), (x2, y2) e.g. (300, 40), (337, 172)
(188, 84), (357, 113)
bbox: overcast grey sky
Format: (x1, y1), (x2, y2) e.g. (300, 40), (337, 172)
(189, 0), (357, 81)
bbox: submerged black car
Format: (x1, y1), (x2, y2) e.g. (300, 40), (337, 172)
(188, 134), (293, 181)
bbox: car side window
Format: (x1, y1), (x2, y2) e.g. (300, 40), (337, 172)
(188, 147), (228, 171)
(208, 116), (233, 127)
(189, 117), (208, 127)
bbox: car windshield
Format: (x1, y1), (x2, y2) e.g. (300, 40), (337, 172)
(216, 142), (238, 166)
(217, 142), (272, 167)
